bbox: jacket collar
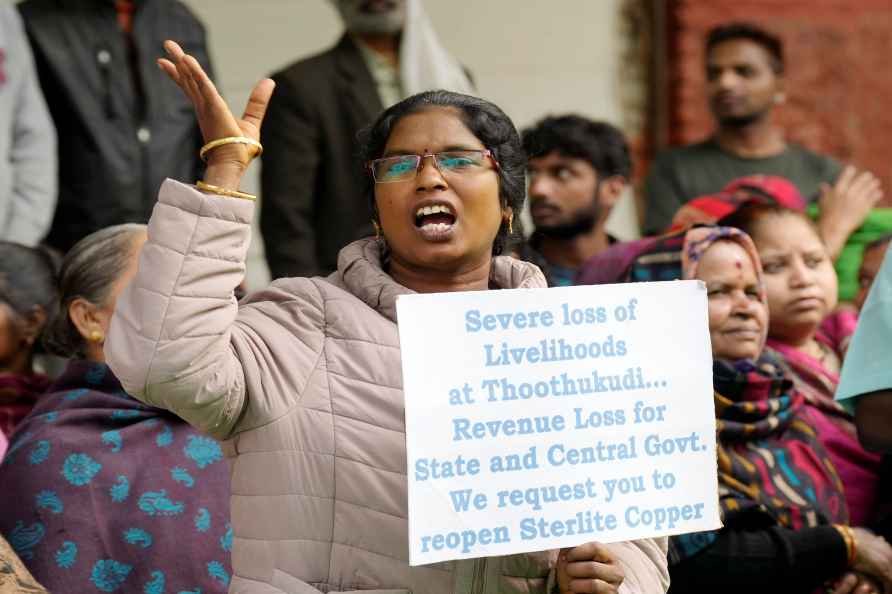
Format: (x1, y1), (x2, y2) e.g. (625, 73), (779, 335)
(333, 33), (384, 126)
(337, 238), (547, 323)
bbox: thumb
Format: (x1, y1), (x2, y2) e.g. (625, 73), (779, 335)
(241, 78), (276, 132)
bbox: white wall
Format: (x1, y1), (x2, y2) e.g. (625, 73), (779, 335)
(182, 0), (634, 288)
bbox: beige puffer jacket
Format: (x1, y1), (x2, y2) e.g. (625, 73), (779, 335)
(106, 180), (669, 594)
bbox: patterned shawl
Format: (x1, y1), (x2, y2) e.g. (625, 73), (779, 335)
(671, 354), (849, 563)
(765, 310), (857, 427)
(0, 360), (231, 594)
(765, 311), (882, 526)
(671, 227), (848, 563)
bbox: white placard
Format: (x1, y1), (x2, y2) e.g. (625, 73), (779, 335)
(397, 281), (720, 566)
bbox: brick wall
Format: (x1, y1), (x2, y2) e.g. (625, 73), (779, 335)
(663, 0), (892, 202)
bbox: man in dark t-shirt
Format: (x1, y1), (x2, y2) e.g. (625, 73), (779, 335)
(519, 116), (630, 286)
(643, 22), (842, 235)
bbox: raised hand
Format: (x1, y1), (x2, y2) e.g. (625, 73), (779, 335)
(556, 543), (624, 594)
(157, 40), (275, 191)
(818, 165), (884, 260)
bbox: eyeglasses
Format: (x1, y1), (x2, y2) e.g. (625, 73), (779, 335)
(367, 149), (500, 184)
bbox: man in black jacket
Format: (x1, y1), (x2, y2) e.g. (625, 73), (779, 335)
(19, 0), (212, 253)
(260, 0), (473, 279)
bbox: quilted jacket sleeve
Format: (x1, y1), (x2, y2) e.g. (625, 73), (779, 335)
(608, 537), (669, 594)
(105, 179), (324, 440)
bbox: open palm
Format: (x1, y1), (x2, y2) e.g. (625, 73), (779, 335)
(157, 40), (275, 172)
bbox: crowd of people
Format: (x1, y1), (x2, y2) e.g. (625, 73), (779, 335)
(1, 1), (892, 593)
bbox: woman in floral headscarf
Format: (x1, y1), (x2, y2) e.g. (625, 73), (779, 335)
(668, 226), (892, 594)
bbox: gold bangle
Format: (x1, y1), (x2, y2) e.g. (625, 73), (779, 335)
(199, 136), (263, 162)
(196, 180), (256, 201)
(834, 524), (856, 567)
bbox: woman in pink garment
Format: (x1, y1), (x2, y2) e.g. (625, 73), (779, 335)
(722, 202), (882, 528)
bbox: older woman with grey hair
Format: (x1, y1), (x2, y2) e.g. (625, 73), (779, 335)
(0, 224), (232, 594)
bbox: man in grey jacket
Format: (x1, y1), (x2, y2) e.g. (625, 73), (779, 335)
(0, 5), (56, 246)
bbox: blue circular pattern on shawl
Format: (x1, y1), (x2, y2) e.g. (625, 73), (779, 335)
(207, 561), (229, 587)
(183, 436), (222, 469)
(171, 467), (195, 488)
(55, 541), (78, 569)
(35, 490), (64, 514)
(220, 523), (232, 552)
(62, 453), (102, 486)
(144, 570), (165, 594)
(90, 559), (133, 592)
(9, 520), (45, 560)
(101, 430), (122, 453)
(137, 490), (184, 517)
(156, 424), (174, 447)
(123, 527), (153, 549)
(194, 507), (211, 533)
(29, 440), (50, 465)
(109, 475), (130, 502)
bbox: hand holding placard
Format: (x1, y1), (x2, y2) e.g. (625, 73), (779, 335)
(556, 543), (624, 594)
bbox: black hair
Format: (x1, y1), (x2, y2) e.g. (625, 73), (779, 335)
(0, 241), (58, 341)
(706, 22), (784, 75)
(358, 89), (525, 256)
(521, 115), (632, 179)
(44, 224), (145, 359)
(717, 202), (818, 243)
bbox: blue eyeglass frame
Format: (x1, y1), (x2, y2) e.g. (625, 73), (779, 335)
(367, 149), (501, 183)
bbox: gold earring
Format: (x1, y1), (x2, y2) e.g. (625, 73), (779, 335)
(372, 220), (382, 239)
(505, 217), (513, 235)
(90, 330), (104, 343)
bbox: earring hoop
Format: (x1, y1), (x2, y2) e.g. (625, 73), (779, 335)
(372, 220), (382, 239)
